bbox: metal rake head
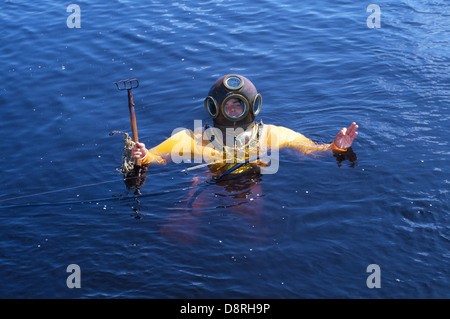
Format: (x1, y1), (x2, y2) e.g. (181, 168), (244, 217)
(114, 78), (139, 91)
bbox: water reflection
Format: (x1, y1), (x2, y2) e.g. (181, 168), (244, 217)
(160, 165), (266, 244)
(333, 147), (358, 168)
(123, 164), (149, 195)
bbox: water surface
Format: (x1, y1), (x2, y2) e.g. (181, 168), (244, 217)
(0, 0), (448, 298)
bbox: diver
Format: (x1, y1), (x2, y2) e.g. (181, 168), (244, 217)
(132, 74), (358, 173)
(130, 74), (358, 243)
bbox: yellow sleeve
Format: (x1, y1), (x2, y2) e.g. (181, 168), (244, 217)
(140, 128), (196, 165)
(267, 124), (331, 154)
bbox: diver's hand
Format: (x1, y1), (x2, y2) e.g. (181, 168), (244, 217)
(332, 122), (358, 150)
(132, 142), (148, 161)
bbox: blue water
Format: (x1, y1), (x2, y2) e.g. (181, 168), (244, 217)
(0, 0), (449, 298)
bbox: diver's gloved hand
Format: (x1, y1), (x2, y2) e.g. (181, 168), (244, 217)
(331, 122), (359, 151)
(132, 142), (148, 161)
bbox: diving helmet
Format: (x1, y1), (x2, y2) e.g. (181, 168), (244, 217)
(204, 74), (262, 129)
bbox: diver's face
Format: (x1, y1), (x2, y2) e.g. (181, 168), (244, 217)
(224, 98), (244, 118)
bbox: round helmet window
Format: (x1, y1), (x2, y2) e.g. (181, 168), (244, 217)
(204, 96), (218, 119)
(224, 75), (244, 90)
(223, 96), (248, 120)
(253, 94), (262, 116)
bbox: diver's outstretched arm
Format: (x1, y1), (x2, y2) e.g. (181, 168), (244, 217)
(268, 125), (331, 154)
(268, 122), (358, 155)
(132, 128), (196, 165)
